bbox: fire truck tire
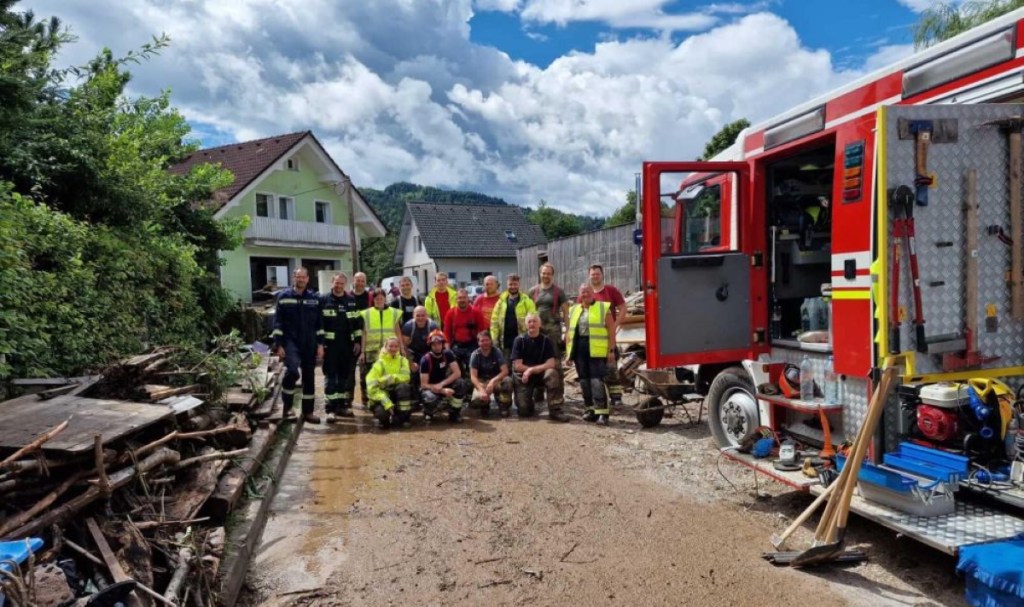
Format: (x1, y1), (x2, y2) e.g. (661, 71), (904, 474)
(706, 367), (759, 449)
(635, 396), (664, 428)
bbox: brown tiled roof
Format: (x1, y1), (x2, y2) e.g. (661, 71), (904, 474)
(170, 131), (309, 209)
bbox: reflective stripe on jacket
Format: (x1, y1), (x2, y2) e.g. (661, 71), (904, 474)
(566, 302), (610, 359)
(272, 288), (322, 350)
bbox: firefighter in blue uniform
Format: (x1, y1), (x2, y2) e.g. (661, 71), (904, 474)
(319, 272), (363, 423)
(271, 267), (324, 424)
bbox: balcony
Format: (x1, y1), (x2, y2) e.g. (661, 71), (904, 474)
(244, 217), (351, 250)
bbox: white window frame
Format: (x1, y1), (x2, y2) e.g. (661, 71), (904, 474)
(255, 192), (273, 218)
(277, 196), (296, 221)
(314, 200), (332, 224)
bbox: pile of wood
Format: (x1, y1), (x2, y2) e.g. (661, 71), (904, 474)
(0, 345), (286, 606)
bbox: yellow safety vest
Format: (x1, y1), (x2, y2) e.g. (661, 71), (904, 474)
(362, 306), (402, 353)
(566, 302), (610, 359)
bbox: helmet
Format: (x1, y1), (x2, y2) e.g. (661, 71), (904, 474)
(779, 364), (801, 399)
(428, 329), (446, 345)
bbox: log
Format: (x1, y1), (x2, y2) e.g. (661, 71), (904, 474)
(134, 517), (209, 531)
(4, 448), (180, 539)
(203, 426), (275, 520)
(147, 384), (202, 401)
(174, 448), (247, 471)
(165, 449), (229, 521)
(109, 520), (154, 602)
(95, 435), (111, 496)
(0, 417), (71, 469)
(163, 546), (193, 603)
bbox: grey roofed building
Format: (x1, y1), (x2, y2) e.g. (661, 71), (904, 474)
(394, 202), (546, 290)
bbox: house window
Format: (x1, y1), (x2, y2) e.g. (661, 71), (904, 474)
(315, 201), (331, 224)
(448, 272), (457, 282)
(286, 158), (299, 171)
(470, 272), (489, 283)
(278, 196), (296, 220)
(414, 236), (421, 252)
(504, 229), (517, 242)
(255, 193), (272, 218)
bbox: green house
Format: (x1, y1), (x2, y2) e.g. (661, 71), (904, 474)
(172, 131), (387, 301)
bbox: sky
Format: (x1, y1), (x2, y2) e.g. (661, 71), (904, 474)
(19, 0), (961, 217)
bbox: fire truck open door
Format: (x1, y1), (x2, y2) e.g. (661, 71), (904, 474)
(641, 161), (766, 368)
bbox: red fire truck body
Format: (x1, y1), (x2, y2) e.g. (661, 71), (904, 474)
(641, 10), (1024, 554)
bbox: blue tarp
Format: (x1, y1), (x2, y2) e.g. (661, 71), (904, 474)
(957, 533), (1024, 607)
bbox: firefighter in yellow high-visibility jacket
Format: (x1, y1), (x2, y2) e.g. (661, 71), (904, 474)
(565, 283), (616, 425)
(366, 337), (415, 429)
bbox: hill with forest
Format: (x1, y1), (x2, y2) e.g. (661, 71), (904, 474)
(358, 182), (606, 280)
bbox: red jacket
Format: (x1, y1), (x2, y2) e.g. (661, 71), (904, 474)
(444, 305), (485, 346)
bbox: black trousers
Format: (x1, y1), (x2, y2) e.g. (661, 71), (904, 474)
(322, 342), (355, 413)
(282, 341), (316, 415)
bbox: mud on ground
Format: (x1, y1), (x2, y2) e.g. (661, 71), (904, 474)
(240, 386), (962, 607)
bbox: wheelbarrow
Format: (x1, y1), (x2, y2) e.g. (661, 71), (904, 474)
(632, 368), (705, 428)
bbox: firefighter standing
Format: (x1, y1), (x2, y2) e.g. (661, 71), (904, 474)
(528, 262), (569, 402)
(444, 288), (486, 375)
(473, 275), (501, 332)
(271, 267), (324, 424)
(589, 264), (626, 408)
(424, 272), (457, 329)
(319, 273), (362, 423)
(366, 336), (415, 429)
(360, 290), (405, 402)
(349, 271), (373, 407)
(566, 284), (616, 425)
(490, 274), (536, 361)
(390, 276), (422, 324)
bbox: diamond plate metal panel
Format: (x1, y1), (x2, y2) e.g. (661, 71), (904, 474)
(807, 489), (1024, 554)
(885, 105), (1024, 374)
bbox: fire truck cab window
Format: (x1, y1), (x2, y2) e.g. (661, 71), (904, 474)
(665, 182), (723, 255)
(765, 145), (834, 345)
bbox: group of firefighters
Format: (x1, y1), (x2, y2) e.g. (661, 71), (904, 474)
(271, 263), (628, 429)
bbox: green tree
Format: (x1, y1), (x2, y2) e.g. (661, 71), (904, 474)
(914, 0), (1024, 48)
(526, 200), (584, 240)
(604, 190), (637, 228)
(0, 2), (239, 387)
(699, 118), (750, 161)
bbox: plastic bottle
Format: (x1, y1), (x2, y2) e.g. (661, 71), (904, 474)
(799, 356), (815, 401)
(817, 297), (830, 332)
(800, 299), (811, 333)
(824, 356), (839, 404)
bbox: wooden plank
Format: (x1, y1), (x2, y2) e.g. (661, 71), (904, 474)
(966, 170), (980, 336)
(0, 396), (172, 455)
(1012, 132), (1024, 319)
(203, 426), (276, 520)
(165, 451), (229, 521)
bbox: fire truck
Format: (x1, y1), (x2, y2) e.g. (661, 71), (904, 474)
(641, 9), (1024, 554)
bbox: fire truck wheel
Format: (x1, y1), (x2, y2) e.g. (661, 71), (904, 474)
(635, 396), (664, 428)
(707, 367), (758, 449)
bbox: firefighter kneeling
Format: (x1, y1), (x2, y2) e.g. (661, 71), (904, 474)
(366, 337), (415, 429)
(420, 330), (468, 423)
(469, 331), (513, 417)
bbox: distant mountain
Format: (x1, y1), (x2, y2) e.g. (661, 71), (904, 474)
(358, 182), (606, 280)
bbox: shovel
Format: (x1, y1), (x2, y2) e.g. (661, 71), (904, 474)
(789, 367), (898, 567)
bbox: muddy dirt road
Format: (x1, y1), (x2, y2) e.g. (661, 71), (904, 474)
(241, 391), (963, 606)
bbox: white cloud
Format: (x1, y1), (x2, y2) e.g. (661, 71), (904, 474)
(19, 1), (902, 217)
(519, 0), (718, 31)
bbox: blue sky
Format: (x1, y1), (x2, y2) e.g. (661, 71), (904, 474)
(21, 0), (949, 216)
(469, 1), (921, 70)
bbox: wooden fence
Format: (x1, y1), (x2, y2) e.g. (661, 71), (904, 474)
(517, 224), (640, 294)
